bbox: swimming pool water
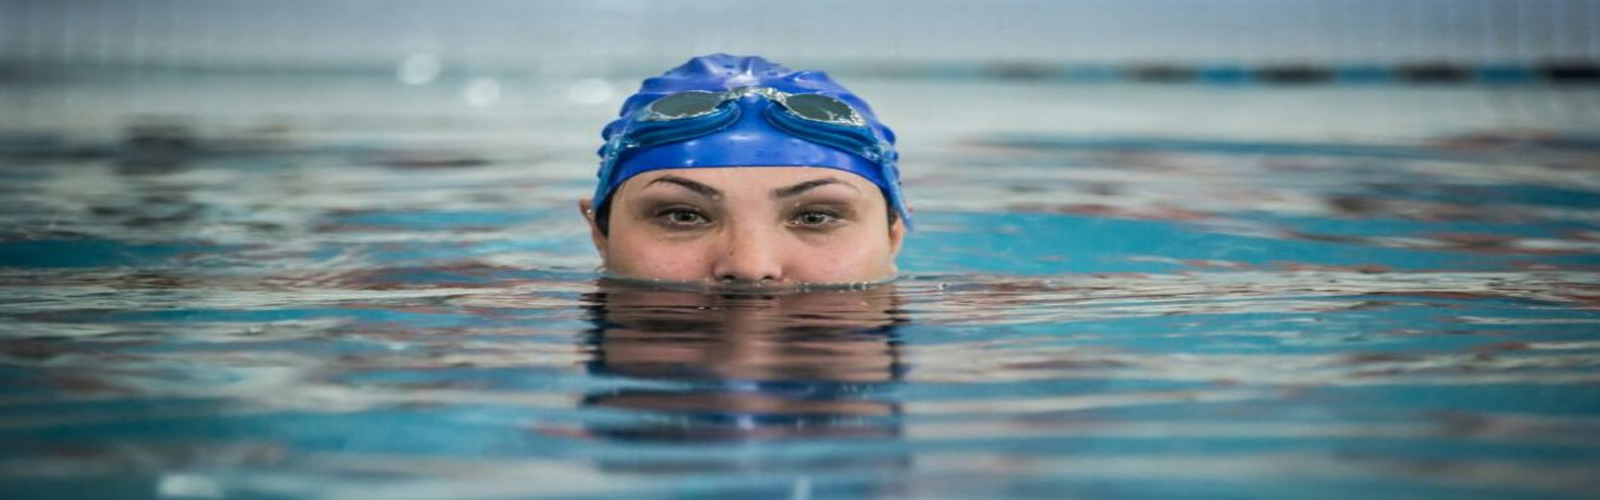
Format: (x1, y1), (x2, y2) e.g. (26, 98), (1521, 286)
(2, 79), (1600, 499)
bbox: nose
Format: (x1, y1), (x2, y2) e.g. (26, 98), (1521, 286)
(710, 223), (785, 285)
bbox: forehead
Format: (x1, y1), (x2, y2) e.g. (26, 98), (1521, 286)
(617, 166), (880, 196)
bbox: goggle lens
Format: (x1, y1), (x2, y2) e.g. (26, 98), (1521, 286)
(642, 91), (726, 120)
(780, 93), (863, 126)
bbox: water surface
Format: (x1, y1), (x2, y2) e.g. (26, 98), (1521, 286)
(2, 80), (1600, 499)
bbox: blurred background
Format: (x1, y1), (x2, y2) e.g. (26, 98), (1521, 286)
(4, 4), (1600, 498)
(3, 0), (1598, 152)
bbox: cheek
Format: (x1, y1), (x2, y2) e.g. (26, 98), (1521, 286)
(602, 232), (710, 280)
(785, 230), (896, 282)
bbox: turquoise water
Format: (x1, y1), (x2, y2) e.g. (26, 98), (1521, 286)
(2, 79), (1600, 499)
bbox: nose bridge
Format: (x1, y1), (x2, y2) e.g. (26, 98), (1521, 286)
(712, 218), (785, 283)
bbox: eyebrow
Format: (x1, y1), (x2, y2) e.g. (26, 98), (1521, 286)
(772, 178), (860, 199)
(645, 176), (722, 199)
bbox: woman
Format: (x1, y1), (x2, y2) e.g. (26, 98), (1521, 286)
(579, 54), (910, 290)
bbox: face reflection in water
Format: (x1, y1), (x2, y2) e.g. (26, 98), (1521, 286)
(573, 284), (908, 445)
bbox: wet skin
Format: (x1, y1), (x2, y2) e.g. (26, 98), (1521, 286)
(580, 166), (906, 289)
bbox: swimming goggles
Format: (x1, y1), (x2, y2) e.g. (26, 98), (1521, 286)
(596, 86), (896, 191)
(639, 86), (867, 127)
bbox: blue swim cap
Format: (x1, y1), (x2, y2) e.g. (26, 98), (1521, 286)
(594, 54), (909, 228)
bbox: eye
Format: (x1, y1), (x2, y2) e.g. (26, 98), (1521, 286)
(657, 208), (711, 227)
(790, 209), (841, 228)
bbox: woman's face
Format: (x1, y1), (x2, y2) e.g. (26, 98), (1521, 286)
(580, 166), (905, 288)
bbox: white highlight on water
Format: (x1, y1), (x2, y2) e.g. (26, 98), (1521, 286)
(463, 78), (502, 108)
(565, 78), (614, 105)
(396, 53), (441, 86)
